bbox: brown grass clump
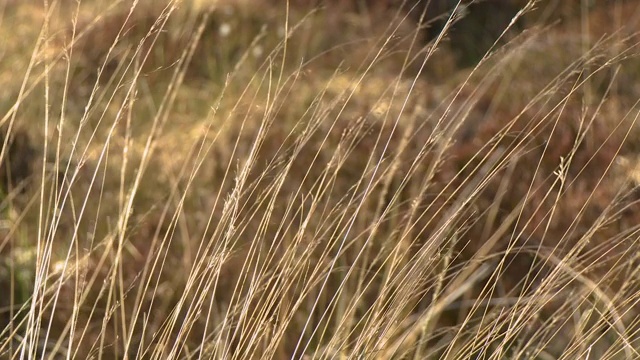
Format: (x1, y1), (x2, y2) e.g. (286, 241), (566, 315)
(3, 0), (640, 359)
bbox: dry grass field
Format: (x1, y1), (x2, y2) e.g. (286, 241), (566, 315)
(2, 0), (640, 359)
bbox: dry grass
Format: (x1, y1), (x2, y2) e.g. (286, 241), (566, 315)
(2, 0), (640, 359)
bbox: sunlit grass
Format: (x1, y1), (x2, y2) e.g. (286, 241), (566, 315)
(1, 0), (640, 359)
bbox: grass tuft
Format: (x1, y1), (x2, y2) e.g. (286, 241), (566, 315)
(2, 0), (640, 359)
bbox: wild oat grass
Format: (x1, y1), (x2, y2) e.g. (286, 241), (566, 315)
(2, 0), (640, 359)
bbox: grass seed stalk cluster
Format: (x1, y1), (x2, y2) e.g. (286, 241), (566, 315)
(2, 0), (640, 359)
